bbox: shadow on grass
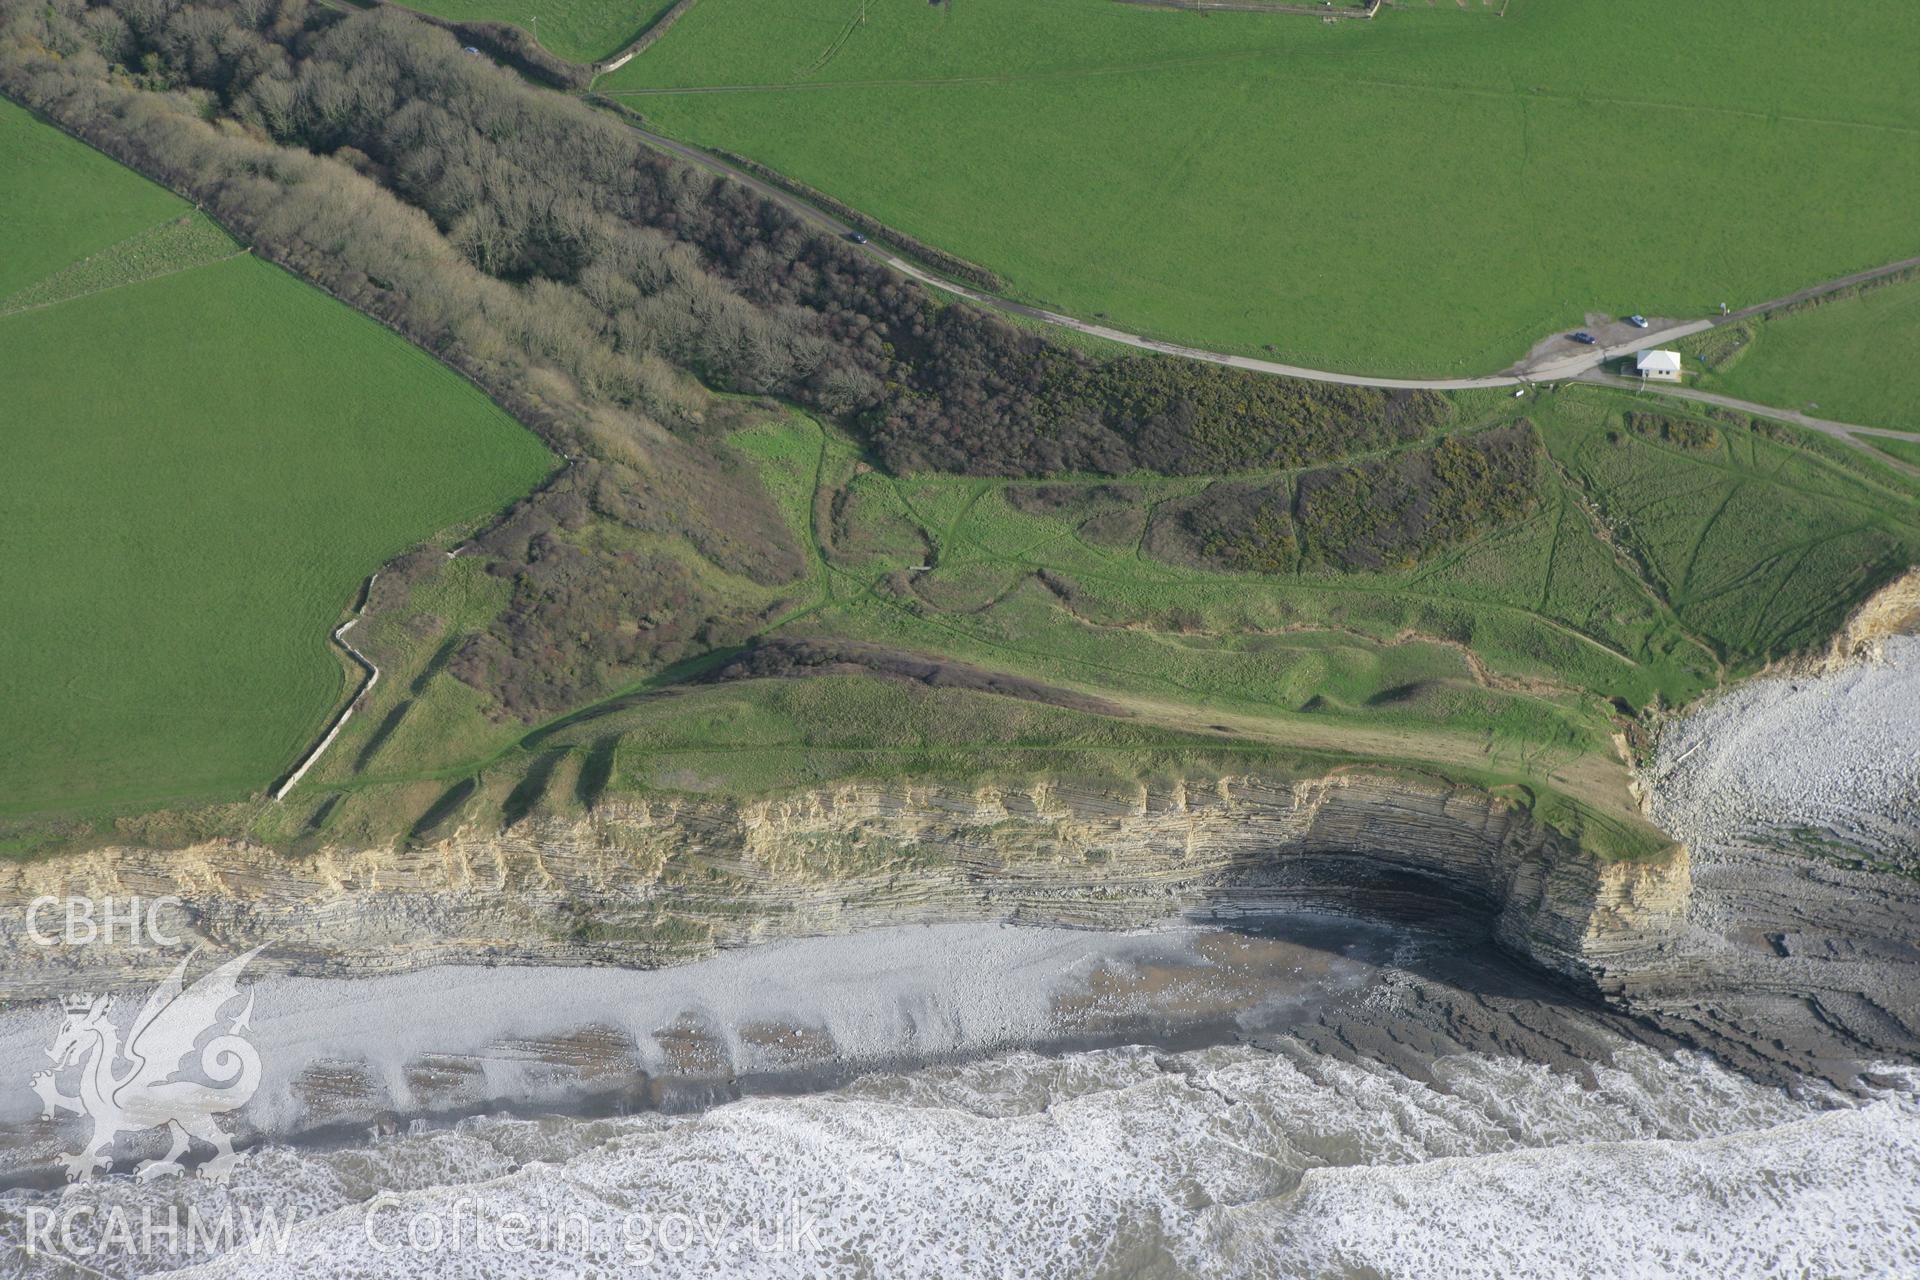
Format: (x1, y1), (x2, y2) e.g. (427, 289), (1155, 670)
(409, 777), (477, 843)
(502, 749), (568, 827)
(575, 737), (620, 809)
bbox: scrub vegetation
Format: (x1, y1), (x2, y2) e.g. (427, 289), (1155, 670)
(246, 384), (1920, 868)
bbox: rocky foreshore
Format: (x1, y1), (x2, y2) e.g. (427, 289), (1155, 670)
(1, 756), (1914, 1089)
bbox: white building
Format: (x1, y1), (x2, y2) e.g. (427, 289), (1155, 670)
(1634, 349), (1683, 383)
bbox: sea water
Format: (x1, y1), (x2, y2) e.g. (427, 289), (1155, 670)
(5, 1009), (1916, 1277)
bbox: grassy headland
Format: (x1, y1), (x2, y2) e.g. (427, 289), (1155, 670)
(251, 382), (1920, 864)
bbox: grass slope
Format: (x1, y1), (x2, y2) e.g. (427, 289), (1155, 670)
(602, 0), (1920, 375)
(249, 383), (1920, 865)
(1868, 435), (1920, 471)
(0, 105), (553, 817)
(1679, 273), (1920, 434)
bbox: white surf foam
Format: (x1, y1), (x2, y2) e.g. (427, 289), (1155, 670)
(1235, 1102), (1920, 1279)
(10, 1042), (1905, 1280)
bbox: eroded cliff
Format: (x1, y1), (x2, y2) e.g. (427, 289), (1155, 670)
(0, 772), (1678, 994)
(4, 759), (1912, 1089)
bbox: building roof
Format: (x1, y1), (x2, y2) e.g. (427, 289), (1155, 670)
(1635, 349), (1682, 374)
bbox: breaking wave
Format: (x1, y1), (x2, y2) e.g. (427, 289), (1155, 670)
(8, 1042), (1915, 1279)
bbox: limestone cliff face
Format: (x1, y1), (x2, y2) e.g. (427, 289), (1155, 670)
(6, 767), (1914, 1084)
(0, 772), (1689, 1000)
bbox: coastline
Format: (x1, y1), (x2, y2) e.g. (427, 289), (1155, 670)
(4, 913), (1915, 1279)
(0, 909), (1691, 1186)
(0, 597), (1914, 1188)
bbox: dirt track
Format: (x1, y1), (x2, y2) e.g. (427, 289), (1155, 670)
(1577, 373), (1920, 478)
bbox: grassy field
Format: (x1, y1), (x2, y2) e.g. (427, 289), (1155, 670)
(599, 0), (1920, 376)
(0, 98), (553, 817)
(0, 100), (185, 296)
(401, 0), (676, 62)
(1677, 273), (1920, 433)
(236, 379), (1920, 865)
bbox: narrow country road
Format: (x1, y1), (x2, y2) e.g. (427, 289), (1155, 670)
(616, 116), (1623, 388)
(265, 112), (1917, 809)
(614, 114), (1920, 422)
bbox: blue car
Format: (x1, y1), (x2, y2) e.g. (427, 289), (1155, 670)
(1569, 332), (1598, 345)
(847, 231), (869, 245)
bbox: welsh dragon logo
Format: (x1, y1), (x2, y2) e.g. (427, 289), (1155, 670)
(31, 947), (265, 1183)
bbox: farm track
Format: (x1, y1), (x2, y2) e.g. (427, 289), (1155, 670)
(325, 414), (1645, 828)
(1577, 373), (1920, 479)
(276, 115), (1913, 809)
(263, 40), (1914, 817)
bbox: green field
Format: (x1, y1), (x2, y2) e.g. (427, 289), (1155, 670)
(403, 0), (675, 62)
(0, 98), (553, 817)
(0, 101), (186, 296)
(599, 0), (1920, 376)
(245, 378), (1920, 864)
(1678, 273), (1920, 433)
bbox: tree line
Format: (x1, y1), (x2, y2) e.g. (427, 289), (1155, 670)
(2, 0), (1444, 476)
(0, 0), (1460, 718)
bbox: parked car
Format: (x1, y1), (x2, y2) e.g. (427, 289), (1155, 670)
(1627, 315), (1649, 329)
(846, 231), (869, 245)
(1568, 332), (1598, 345)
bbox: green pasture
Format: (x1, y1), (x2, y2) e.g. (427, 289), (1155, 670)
(0, 103), (553, 816)
(601, 0), (1920, 375)
(1679, 273), (1920, 434)
(0, 99), (185, 297)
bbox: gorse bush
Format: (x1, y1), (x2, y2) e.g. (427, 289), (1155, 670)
(1295, 424), (1541, 571)
(1150, 424), (1540, 576)
(1176, 483), (1299, 574)
(1625, 412), (1719, 453)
